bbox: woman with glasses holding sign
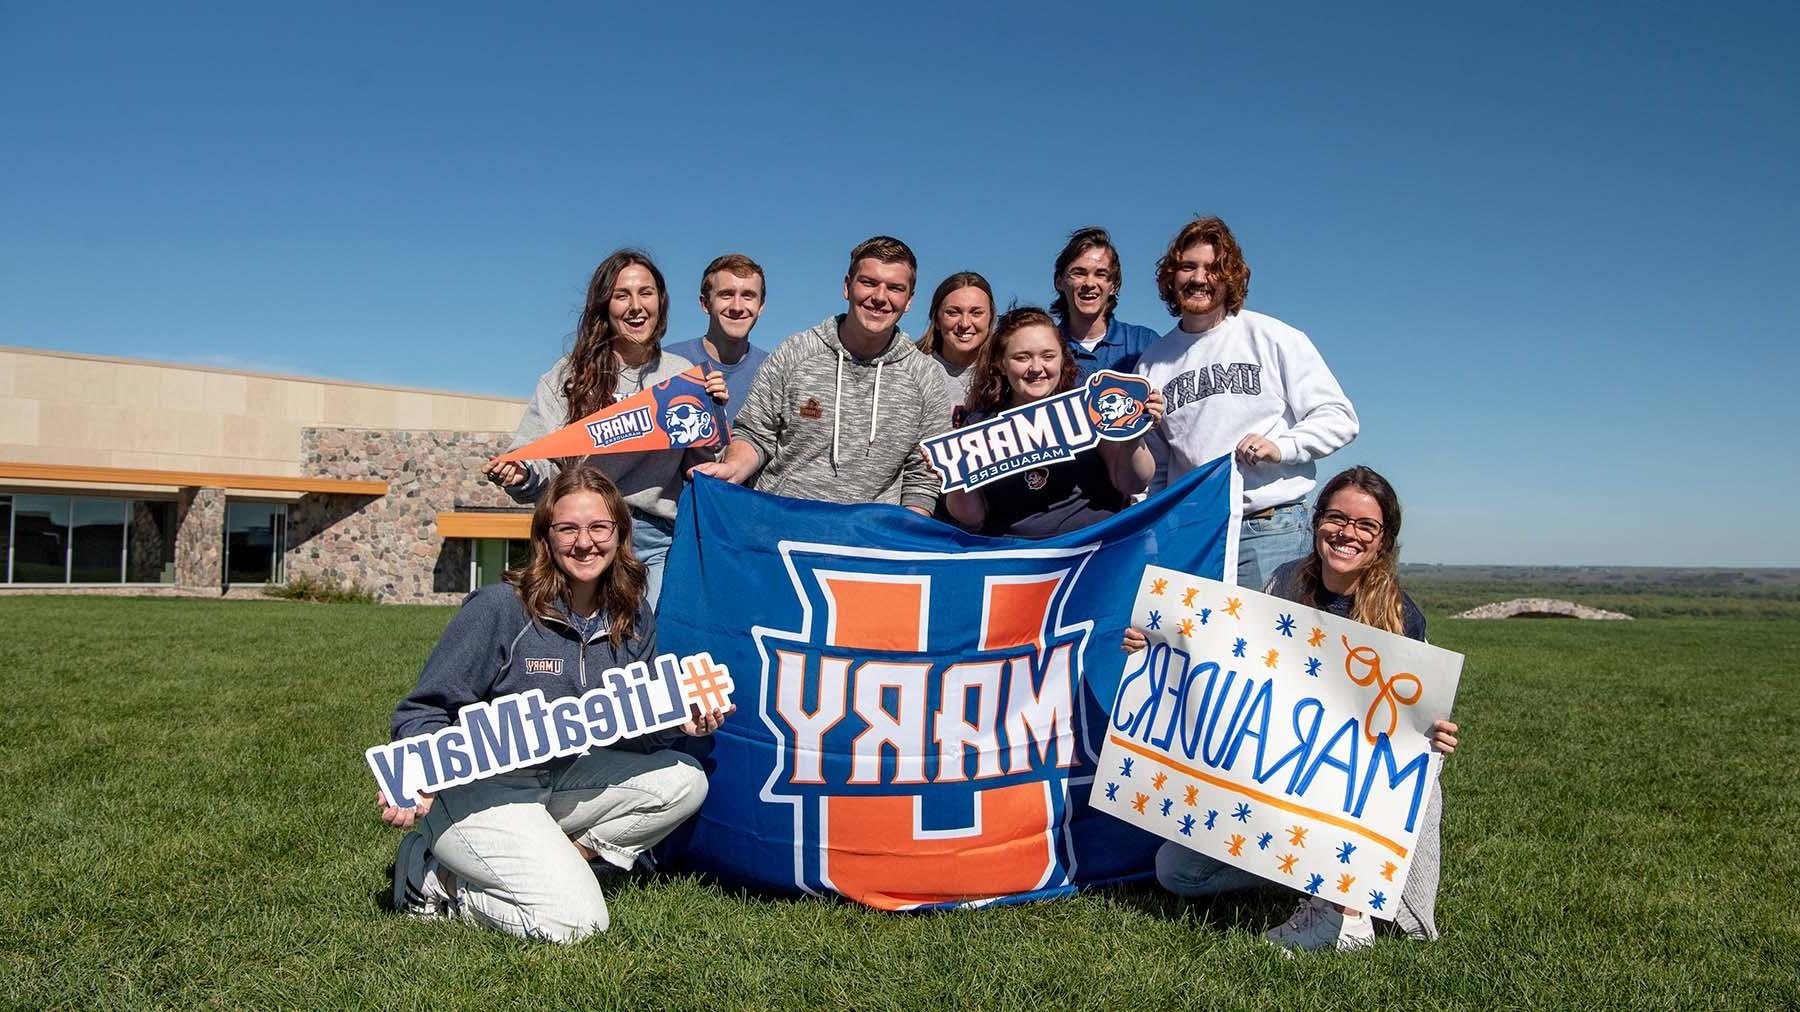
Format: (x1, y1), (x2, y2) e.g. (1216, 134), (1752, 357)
(1126, 466), (1461, 952)
(484, 249), (729, 608)
(943, 306), (1163, 538)
(378, 466), (729, 944)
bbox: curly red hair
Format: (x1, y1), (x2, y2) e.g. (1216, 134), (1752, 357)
(1154, 216), (1250, 318)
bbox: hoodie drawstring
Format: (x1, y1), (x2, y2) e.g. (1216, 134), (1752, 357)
(832, 348), (843, 468)
(830, 344), (885, 471)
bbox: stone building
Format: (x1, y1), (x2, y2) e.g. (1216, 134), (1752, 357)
(0, 345), (538, 603)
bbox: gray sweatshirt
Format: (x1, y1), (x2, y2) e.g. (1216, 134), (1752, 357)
(503, 350), (700, 521)
(734, 316), (953, 512)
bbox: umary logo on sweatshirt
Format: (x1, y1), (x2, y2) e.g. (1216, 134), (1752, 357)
(524, 658), (565, 677)
(799, 397), (823, 420)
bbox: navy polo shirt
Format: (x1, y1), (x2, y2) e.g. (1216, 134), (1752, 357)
(1065, 316), (1163, 378)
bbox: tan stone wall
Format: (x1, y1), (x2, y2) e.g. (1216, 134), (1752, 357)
(289, 428), (525, 604)
(0, 346), (525, 476)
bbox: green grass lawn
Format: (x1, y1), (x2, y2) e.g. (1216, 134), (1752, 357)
(1, 595), (1795, 1009)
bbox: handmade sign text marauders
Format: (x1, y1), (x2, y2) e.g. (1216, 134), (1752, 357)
(921, 370), (1153, 493)
(495, 367), (727, 462)
(368, 651), (736, 808)
(1092, 568), (1462, 920)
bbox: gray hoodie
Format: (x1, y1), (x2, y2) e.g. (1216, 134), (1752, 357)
(733, 316), (952, 512)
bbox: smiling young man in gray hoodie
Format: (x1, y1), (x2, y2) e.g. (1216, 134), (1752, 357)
(691, 235), (952, 514)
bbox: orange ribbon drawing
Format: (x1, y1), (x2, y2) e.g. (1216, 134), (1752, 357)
(1341, 635), (1422, 745)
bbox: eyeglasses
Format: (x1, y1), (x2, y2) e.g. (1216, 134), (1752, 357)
(548, 520), (618, 545)
(1316, 510), (1384, 540)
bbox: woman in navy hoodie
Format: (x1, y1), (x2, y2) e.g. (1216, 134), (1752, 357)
(377, 466), (727, 943)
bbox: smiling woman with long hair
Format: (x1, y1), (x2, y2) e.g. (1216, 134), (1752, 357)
(1133, 465), (1462, 952)
(483, 249), (727, 607)
(943, 305), (1162, 538)
(378, 466), (729, 944)
(915, 271), (994, 419)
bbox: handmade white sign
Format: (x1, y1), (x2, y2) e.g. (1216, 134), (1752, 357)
(1092, 567), (1462, 920)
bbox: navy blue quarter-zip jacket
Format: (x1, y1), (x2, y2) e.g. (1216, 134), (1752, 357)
(391, 584), (660, 746)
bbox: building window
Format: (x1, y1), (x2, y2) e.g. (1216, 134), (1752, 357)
(226, 502), (287, 585)
(10, 494), (72, 583)
(470, 538), (530, 590)
(2, 494), (176, 585)
(126, 501), (178, 584)
(70, 498), (128, 582)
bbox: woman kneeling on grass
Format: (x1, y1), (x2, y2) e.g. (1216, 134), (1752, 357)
(1125, 465), (1461, 952)
(377, 466), (728, 943)
(943, 305), (1162, 538)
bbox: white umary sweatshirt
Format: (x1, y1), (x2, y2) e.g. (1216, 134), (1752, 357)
(1138, 310), (1358, 512)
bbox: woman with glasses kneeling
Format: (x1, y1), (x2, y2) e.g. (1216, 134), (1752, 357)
(1127, 466), (1460, 952)
(377, 466), (728, 943)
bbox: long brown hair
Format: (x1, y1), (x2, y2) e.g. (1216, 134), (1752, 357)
(964, 305), (1079, 416)
(563, 250), (670, 422)
(1154, 216), (1250, 318)
(915, 271), (994, 358)
(506, 466), (647, 646)
(1291, 466), (1406, 634)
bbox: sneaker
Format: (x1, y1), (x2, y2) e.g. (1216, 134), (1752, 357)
(391, 832), (453, 918)
(1264, 896), (1376, 953)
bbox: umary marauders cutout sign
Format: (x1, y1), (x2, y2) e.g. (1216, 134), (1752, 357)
(496, 367), (728, 462)
(920, 370), (1154, 493)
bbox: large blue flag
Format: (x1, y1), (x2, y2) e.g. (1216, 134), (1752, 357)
(659, 456), (1240, 909)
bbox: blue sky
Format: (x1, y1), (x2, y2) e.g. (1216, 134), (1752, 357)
(3, 2), (1795, 566)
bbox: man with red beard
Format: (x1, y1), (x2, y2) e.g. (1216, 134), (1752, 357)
(1136, 216), (1359, 589)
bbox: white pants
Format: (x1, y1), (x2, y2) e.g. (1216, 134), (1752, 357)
(419, 747), (707, 943)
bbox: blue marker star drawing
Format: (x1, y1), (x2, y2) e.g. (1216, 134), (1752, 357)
(1197, 607), (1211, 625)
(1178, 815), (1196, 836)
(1119, 758), (1134, 778)
(1368, 890), (1387, 911)
(1305, 656), (1322, 677)
(1232, 637), (1247, 657)
(1147, 610), (1163, 631)
(1257, 832), (1273, 850)
(1104, 782), (1118, 802)
(1160, 798), (1174, 817)
(1232, 803), (1252, 823)
(1337, 841), (1357, 864)
(1276, 613), (1296, 637)
(1204, 809), (1218, 831)
(1305, 874), (1324, 895)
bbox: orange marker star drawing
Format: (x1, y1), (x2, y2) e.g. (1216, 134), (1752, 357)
(1183, 785), (1199, 806)
(1308, 626), (1325, 647)
(1288, 825), (1309, 847)
(1151, 771), (1168, 791)
(1150, 578), (1168, 596)
(1131, 792), (1149, 814)
(1182, 586), (1199, 608)
(1381, 861), (1398, 881)
(1337, 873), (1356, 893)
(1227, 834), (1247, 857)
(1264, 649), (1279, 668)
(1224, 596), (1243, 619)
(1277, 853), (1299, 874)
(1178, 618), (1195, 637)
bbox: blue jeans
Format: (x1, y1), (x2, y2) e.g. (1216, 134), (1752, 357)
(1238, 501), (1310, 591)
(1155, 840), (1267, 897)
(632, 512), (676, 610)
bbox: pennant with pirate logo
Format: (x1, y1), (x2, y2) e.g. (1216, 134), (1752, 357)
(920, 369), (1154, 493)
(496, 367), (729, 462)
